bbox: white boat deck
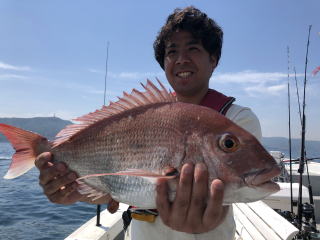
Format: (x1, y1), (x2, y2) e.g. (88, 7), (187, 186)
(66, 190), (299, 240)
(65, 203), (128, 240)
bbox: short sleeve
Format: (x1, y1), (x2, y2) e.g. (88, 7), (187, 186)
(224, 104), (262, 142)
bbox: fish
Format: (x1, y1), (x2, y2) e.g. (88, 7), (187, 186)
(0, 80), (280, 208)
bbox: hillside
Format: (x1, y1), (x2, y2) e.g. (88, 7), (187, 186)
(0, 117), (72, 142)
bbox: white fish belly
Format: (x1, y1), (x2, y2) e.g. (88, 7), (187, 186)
(104, 175), (157, 208)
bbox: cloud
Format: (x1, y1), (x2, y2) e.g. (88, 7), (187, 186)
(244, 83), (287, 96)
(111, 71), (164, 79)
(212, 70), (306, 84)
(88, 68), (104, 74)
(214, 70), (286, 84)
(0, 61), (31, 71)
(89, 69), (165, 80)
(211, 70), (307, 96)
(0, 74), (29, 80)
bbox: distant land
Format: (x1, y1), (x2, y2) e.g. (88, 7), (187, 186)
(0, 117), (319, 159)
(261, 137), (320, 159)
(0, 117), (72, 141)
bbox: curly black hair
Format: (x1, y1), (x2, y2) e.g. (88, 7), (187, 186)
(154, 6), (223, 69)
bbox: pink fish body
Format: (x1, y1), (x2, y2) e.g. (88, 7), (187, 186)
(0, 80), (280, 208)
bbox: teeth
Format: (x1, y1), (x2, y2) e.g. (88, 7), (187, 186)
(177, 72), (192, 78)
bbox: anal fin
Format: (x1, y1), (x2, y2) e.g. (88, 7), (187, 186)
(76, 180), (108, 201)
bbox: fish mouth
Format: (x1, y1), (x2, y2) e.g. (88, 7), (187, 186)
(253, 180), (280, 192)
(243, 165), (281, 192)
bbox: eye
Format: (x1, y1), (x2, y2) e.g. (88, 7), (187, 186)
(189, 46), (199, 52)
(166, 49), (176, 56)
(218, 133), (239, 153)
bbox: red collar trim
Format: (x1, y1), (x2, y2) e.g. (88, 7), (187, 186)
(199, 89), (235, 114)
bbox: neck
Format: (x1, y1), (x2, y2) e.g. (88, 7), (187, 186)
(176, 88), (209, 104)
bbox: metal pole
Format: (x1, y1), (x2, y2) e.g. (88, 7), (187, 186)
(96, 204), (102, 226)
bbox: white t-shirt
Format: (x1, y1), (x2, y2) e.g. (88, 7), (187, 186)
(125, 104), (262, 240)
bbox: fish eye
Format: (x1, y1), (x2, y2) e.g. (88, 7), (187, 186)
(218, 134), (239, 153)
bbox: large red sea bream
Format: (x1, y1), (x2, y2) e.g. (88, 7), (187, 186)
(0, 80), (280, 208)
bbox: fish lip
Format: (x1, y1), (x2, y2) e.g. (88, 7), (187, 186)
(243, 178), (280, 193)
(243, 165), (281, 187)
(254, 180), (280, 192)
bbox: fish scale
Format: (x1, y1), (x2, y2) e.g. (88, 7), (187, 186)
(50, 105), (185, 207)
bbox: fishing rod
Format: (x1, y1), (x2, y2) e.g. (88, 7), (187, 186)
(294, 67), (302, 125)
(97, 41), (111, 227)
(103, 42), (110, 106)
(294, 63), (317, 232)
(287, 46), (294, 214)
(294, 64), (315, 218)
(296, 25), (318, 238)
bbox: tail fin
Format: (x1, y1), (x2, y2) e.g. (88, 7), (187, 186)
(0, 123), (48, 179)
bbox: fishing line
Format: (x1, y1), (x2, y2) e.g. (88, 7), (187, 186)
(97, 41), (111, 226)
(287, 46), (294, 214)
(103, 42), (110, 106)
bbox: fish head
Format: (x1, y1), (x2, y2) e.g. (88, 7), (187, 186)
(201, 119), (281, 204)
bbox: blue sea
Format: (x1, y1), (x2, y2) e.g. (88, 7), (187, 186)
(0, 142), (102, 240)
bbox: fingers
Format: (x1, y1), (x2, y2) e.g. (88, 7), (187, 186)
(203, 179), (225, 226)
(35, 152), (114, 206)
(156, 163), (194, 229)
(43, 171), (77, 195)
(47, 182), (81, 205)
(156, 178), (171, 224)
(35, 152), (52, 170)
(156, 162), (228, 234)
(36, 152), (68, 186)
(107, 199), (120, 213)
(170, 163), (194, 226)
(187, 163), (208, 221)
(35, 152), (82, 205)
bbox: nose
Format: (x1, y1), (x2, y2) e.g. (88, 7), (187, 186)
(175, 51), (191, 65)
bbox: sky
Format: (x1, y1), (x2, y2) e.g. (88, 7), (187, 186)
(1, 0), (320, 140)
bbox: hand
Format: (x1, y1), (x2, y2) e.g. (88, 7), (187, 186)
(156, 162), (229, 234)
(35, 152), (83, 205)
(35, 152), (119, 213)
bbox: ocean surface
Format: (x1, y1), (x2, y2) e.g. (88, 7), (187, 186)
(0, 142), (100, 240)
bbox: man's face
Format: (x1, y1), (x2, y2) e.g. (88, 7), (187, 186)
(164, 30), (217, 97)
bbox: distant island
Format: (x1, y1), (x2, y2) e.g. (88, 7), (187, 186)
(0, 117), (72, 142)
(0, 117), (319, 159)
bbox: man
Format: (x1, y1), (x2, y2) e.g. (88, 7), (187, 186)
(35, 6), (261, 240)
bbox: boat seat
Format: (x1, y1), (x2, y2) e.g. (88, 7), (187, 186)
(233, 201), (299, 240)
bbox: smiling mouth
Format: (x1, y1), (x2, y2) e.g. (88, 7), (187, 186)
(176, 71), (193, 78)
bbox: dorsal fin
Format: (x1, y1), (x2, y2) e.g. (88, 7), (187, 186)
(52, 79), (176, 147)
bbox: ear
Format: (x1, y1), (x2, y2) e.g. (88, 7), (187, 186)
(210, 55), (217, 71)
